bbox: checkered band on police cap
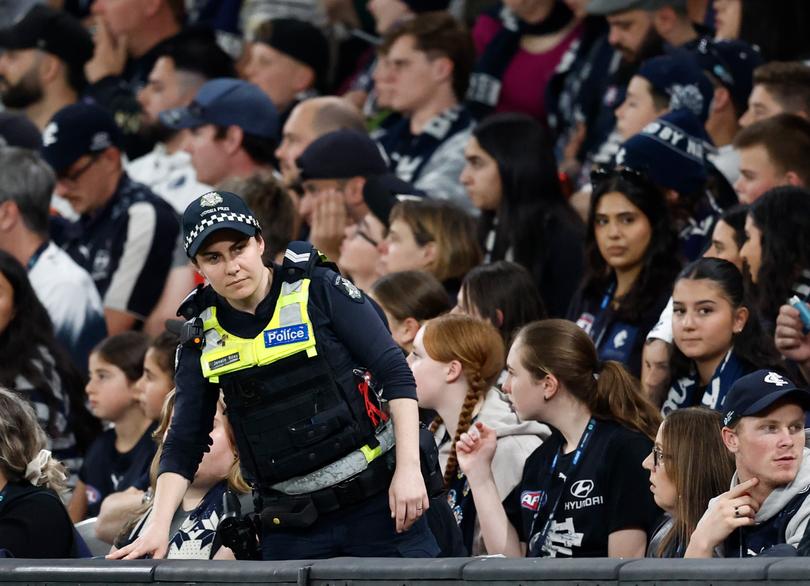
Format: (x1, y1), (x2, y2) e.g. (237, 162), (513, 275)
(182, 191), (261, 257)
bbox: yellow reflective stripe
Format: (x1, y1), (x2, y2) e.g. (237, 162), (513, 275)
(359, 443), (382, 463)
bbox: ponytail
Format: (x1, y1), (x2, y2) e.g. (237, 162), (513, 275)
(592, 361), (661, 441)
(516, 320), (661, 440)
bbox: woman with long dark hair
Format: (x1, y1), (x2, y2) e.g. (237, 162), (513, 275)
(567, 168), (680, 376)
(661, 258), (782, 414)
(457, 319), (662, 558)
(714, 0), (810, 61)
(0, 251), (100, 485)
(739, 187), (810, 332)
(460, 113), (584, 317)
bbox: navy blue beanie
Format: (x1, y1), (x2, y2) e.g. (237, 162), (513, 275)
(637, 51), (715, 123)
(615, 109), (710, 196)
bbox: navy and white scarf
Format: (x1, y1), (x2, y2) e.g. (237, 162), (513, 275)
(661, 349), (747, 415)
(465, 1), (574, 120)
(377, 105), (472, 184)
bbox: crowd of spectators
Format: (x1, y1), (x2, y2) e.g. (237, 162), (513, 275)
(1, 0), (810, 562)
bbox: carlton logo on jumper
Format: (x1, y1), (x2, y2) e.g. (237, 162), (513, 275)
(521, 490), (545, 512)
(264, 324), (309, 348)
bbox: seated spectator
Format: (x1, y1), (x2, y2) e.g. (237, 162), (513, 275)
(0, 251), (100, 488)
(568, 168), (679, 377)
(218, 174), (298, 265)
(739, 61), (810, 128)
(689, 39), (763, 186)
(42, 103), (181, 336)
(455, 261), (546, 349)
(703, 204), (748, 270)
(340, 212), (388, 293)
(410, 314), (547, 554)
(616, 109), (736, 260)
(457, 319), (662, 558)
(467, 0), (581, 121)
(84, 0), (184, 159)
(739, 187), (810, 332)
(96, 329), (179, 544)
(296, 128), (422, 261)
(686, 370), (810, 557)
(376, 13), (476, 208)
(0, 147), (106, 370)
(0, 4), (93, 132)
(713, 0), (810, 62)
(644, 407), (734, 557)
(381, 199), (482, 300)
(128, 27), (235, 214)
(461, 113), (584, 317)
(661, 258), (781, 414)
(642, 205), (749, 404)
(0, 388), (79, 558)
(615, 52), (713, 141)
(113, 391), (249, 559)
(733, 113), (810, 203)
(275, 96), (367, 189)
(160, 78), (279, 187)
(244, 18), (330, 133)
(371, 271), (452, 353)
(69, 333), (156, 522)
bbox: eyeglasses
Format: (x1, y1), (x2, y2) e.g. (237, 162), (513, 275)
(651, 446), (669, 469)
(57, 153), (102, 184)
(353, 227), (379, 248)
(589, 164), (653, 189)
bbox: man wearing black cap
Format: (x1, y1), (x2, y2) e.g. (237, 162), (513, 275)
(0, 4), (93, 131)
(109, 190), (438, 561)
(42, 102), (180, 335)
(685, 370), (810, 557)
(244, 18), (329, 131)
(296, 128), (422, 261)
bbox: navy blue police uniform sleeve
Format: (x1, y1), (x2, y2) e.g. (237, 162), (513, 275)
(158, 344), (221, 481)
(605, 431), (661, 534)
(312, 268), (417, 401)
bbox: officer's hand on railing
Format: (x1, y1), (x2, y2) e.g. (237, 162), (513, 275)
(389, 463), (429, 534)
(456, 421), (498, 487)
(106, 519), (170, 560)
(685, 477), (760, 558)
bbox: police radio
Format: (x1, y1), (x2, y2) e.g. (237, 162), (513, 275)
(180, 317), (204, 350)
(217, 491), (261, 560)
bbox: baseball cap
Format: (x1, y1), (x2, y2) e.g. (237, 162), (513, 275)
(182, 191), (262, 257)
(0, 111), (41, 149)
(587, 0), (684, 15)
(253, 19), (329, 89)
(297, 129), (389, 180)
(0, 5), (93, 69)
(40, 102), (122, 175)
(690, 38), (764, 111)
(363, 175), (424, 227)
(402, 0), (452, 11)
(160, 78), (279, 140)
(722, 370), (810, 427)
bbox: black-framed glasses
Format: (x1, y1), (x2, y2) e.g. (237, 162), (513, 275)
(354, 228), (379, 248)
(590, 164), (654, 190)
(57, 153), (102, 184)
(652, 446), (669, 469)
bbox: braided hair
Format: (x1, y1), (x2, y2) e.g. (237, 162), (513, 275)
(422, 314), (505, 486)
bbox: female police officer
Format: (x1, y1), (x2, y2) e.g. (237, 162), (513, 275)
(110, 191), (438, 560)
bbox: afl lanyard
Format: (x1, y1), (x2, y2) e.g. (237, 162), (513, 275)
(592, 281), (616, 351)
(529, 418), (597, 557)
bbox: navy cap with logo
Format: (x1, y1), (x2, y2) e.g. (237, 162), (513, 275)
(160, 78), (279, 140)
(690, 38), (764, 112)
(637, 51), (715, 123)
(183, 191), (262, 257)
(0, 4), (93, 69)
(40, 102), (122, 175)
(722, 370), (810, 427)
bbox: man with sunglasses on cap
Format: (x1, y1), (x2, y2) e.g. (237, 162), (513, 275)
(685, 369), (810, 557)
(109, 191), (438, 561)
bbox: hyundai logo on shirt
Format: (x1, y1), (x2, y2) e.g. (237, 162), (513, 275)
(264, 324), (309, 348)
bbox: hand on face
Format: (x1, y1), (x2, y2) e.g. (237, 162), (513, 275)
(688, 477), (760, 554)
(309, 189), (347, 263)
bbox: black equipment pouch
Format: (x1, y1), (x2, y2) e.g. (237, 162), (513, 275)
(259, 496), (319, 531)
(216, 491), (261, 560)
